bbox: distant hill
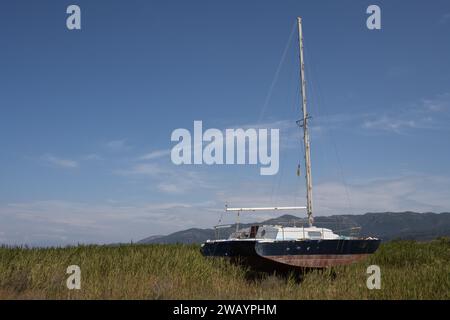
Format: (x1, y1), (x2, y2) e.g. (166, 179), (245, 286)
(139, 229), (215, 244)
(138, 212), (450, 244)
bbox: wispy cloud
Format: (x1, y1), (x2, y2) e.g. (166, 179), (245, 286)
(114, 163), (165, 176)
(314, 175), (450, 215)
(41, 154), (78, 168)
(362, 117), (418, 133)
(1, 173), (449, 246)
(156, 170), (207, 194)
(115, 163), (168, 176)
(296, 92), (450, 135)
(138, 149), (171, 161)
(360, 92), (450, 134)
(217, 174), (450, 217)
(0, 200), (219, 246)
(422, 92), (450, 112)
(115, 161), (213, 195)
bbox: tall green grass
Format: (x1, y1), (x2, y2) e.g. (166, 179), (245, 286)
(0, 239), (449, 299)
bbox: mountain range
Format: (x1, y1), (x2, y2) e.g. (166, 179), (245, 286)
(138, 211), (450, 244)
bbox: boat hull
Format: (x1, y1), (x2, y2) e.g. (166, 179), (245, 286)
(200, 240), (258, 257)
(256, 239), (380, 267)
(201, 240), (293, 272)
(201, 239), (380, 269)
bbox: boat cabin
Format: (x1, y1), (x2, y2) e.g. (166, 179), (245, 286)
(230, 225), (340, 241)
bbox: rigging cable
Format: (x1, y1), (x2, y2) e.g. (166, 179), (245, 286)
(253, 21), (297, 209)
(257, 21), (297, 123)
(271, 34), (298, 208)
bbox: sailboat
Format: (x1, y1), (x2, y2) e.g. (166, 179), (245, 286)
(200, 17), (380, 269)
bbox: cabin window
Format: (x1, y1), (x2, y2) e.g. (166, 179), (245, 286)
(308, 231), (322, 239)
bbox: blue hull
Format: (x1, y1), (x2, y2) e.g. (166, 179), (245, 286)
(201, 239), (380, 268)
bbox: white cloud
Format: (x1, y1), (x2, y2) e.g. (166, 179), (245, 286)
(41, 154), (78, 168)
(287, 92), (450, 135)
(138, 149), (171, 161)
(115, 163), (168, 176)
(422, 92), (450, 113)
(157, 170), (209, 194)
(1, 174), (449, 246)
(115, 119), (300, 193)
(0, 200), (220, 246)
(115, 161), (213, 195)
(157, 183), (185, 194)
(362, 117), (417, 133)
(217, 174), (450, 217)
(361, 92), (450, 134)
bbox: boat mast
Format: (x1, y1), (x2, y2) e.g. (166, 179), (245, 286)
(297, 17), (314, 227)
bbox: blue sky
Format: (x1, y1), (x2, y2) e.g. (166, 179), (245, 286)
(1, 0), (450, 245)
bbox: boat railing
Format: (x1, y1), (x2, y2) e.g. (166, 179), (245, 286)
(214, 224), (233, 239)
(213, 221), (362, 240)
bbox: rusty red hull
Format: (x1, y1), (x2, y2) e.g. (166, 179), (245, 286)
(260, 253), (370, 268)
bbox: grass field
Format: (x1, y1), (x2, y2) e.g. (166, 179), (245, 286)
(0, 238), (449, 299)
